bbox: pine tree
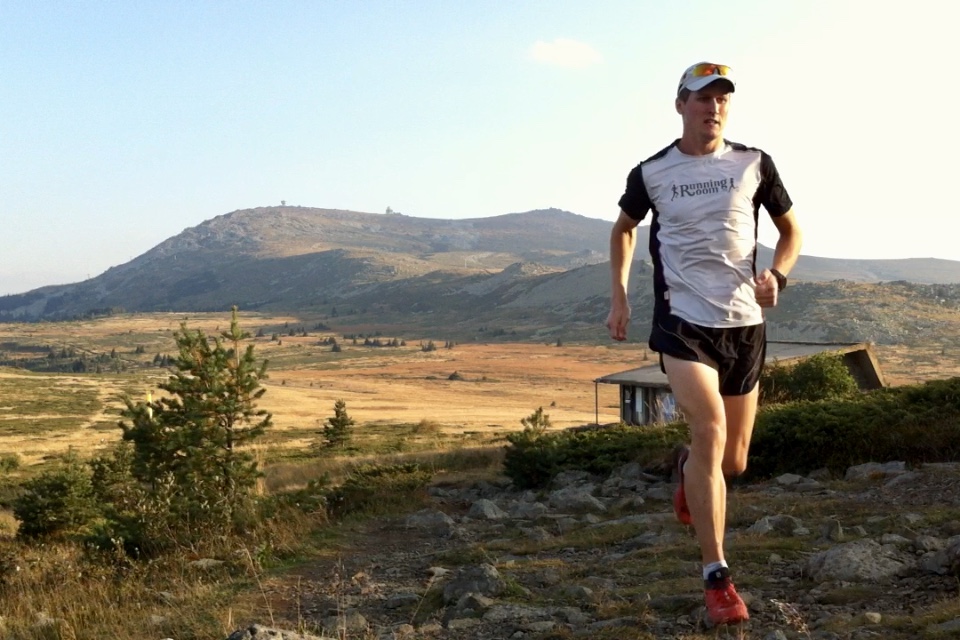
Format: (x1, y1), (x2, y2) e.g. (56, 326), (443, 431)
(321, 399), (354, 449)
(119, 307), (272, 534)
(520, 406), (551, 436)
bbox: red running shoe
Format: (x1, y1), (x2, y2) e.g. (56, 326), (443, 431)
(704, 578), (749, 625)
(673, 445), (692, 525)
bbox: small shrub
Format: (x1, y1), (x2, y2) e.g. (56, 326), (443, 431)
(326, 464), (432, 518)
(263, 478), (331, 517)
(448, 371), (464, 381)
(0, 453), (21, 473)
(13, 454), (99, 540)
(760, 352), (859, 405)
(414, 419), (442, 436)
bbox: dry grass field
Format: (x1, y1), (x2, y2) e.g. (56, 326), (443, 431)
(0, 312), (641, 467)
(0, 311), (957, 469)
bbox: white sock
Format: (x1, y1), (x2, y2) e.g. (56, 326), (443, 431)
(703, 560), (728, 581)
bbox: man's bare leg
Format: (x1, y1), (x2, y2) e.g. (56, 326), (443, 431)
(662, 355), (726, 565)
(721, 384), (759, 476)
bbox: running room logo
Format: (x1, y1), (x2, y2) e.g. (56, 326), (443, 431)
(670, 177), (737, 200)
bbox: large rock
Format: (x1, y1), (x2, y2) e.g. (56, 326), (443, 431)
(548, 486), (606, 513)
(405, 509), (456, 536)
(442, 564), (505, 604)
(805, 539), (909, 582)
(844, 461), (907, 481)
(468, 499), (508, 520)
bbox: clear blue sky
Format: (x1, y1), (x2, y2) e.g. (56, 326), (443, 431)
(1, 1), (953, 295)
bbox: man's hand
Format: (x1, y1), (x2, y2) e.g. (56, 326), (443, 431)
(755, 269), (779, 308)
(606, 300), (631, 341)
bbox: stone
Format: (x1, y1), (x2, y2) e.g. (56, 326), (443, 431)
(225, 625), (325, 640)
(385, 593), (420, 609)
(548, 486), (606, 513)
(845, 461), (906, 481)
(322, 610), (368, 636)
(442, 564), (505, 604)
(189, 558), (225, 570)
(776, 473), (804, 485)
(511, 501), (549, 519)
(880, 533), (911, 546)
(405, 509), (455, 535)
(468, 498), (508, 520)
(806, 539), (909, 582)
(747, 514), (804, 536)
(821, 519), (843, 542)
(927, 618), (960, 633)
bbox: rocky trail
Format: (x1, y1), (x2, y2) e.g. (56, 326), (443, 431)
(231, 460), (960, 640)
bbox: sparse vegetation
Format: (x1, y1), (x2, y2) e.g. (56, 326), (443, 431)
(0, 308), (959, 639)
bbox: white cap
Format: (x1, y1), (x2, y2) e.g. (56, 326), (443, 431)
(677, 62), (736, 96)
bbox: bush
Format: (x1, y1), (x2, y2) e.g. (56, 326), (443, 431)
(748, 376), (960, 478)
(503, 423), (688, 490)
(13, 455), (99, 540)
(263, 478), (331, 517)
(86, 442), (167, 557)
(760, 351), (859, 405)
(413, 419), (442, 436)
(0, 453), (21, 473)
(326, 463), (432, 518)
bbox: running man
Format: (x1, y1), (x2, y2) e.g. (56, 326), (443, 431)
(606, 61), (803, 625)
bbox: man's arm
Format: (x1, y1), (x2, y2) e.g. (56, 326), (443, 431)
(606, 210), (640, 341)
(770, 209), (803, 275)
(755, 209), (803, 308)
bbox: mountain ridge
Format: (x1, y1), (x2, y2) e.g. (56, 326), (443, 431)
(2, 207), (960, 348)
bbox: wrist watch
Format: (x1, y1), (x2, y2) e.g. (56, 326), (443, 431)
(770, 268), (787, 292)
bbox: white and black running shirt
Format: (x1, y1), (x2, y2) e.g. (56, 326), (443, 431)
(618, 140), (793, 328)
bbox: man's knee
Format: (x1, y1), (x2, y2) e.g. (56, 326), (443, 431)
(689, 421), (727, 453)
(722, 454), (748, 477)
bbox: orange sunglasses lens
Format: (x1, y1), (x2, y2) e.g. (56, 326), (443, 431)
(690, 64), (730, 77)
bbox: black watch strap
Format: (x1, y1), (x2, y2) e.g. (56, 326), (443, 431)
(770, 268), (787, 291)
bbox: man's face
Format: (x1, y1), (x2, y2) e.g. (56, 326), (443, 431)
(676, 82), (732, 143)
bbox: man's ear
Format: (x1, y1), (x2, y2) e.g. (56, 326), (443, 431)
(675, 97), (684, 114)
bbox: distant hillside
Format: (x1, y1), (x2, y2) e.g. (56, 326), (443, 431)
(2, 206), (960, 347)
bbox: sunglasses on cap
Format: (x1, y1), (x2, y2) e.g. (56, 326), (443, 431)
(688, 63), (731, 78)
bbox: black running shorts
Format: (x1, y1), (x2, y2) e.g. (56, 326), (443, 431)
(649, 313), (766, 396)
